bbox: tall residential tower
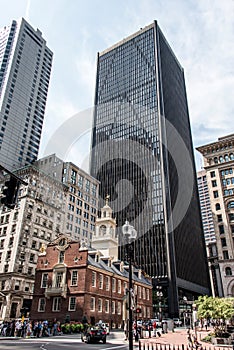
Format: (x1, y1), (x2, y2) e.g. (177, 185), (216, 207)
(0, 18), (53, 171)
(91, 21), (210, 317)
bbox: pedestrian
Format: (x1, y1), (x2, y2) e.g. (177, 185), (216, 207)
(124, 321), (128, 340)
(162, 321), (168, 334)
(153, 320), (157, 337)
(81, 313), (88, 333)
(187, 328), (193, 348)
(148, 320), (152, 338)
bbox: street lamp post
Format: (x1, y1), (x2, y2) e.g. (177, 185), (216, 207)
(122, 221), (137, 350)
(156, 289), (163, 321)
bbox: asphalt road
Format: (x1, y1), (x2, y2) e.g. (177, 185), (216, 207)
(0, 336), (130, 350)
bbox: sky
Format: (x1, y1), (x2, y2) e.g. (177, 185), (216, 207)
(0, 0), (233, 172)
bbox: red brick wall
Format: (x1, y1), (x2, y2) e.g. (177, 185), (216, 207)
(31, 240), (152, 326)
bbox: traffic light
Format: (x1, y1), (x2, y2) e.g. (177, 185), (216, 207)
(136, 308), (141, 314)
(1, 176), (19, 208)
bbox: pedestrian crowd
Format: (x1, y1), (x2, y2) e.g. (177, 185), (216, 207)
(0, 319), (62, 338)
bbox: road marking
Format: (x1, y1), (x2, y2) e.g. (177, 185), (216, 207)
(99, 346), (127, 350)
(40, 343), (49, 350)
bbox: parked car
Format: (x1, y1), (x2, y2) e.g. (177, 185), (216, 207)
(173, 318), (183, 327)
(81, 326), (107, 344)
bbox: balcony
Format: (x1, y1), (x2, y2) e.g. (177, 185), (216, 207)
(45, 284), (67, 299)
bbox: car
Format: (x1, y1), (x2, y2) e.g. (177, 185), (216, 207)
(173, 318), (183, 327)
(95, 322), (110, 335)
(81, 326), (107, 344)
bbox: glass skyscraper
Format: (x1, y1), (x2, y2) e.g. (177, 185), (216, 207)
(91, 21), (210, 317)
(0, 18), (53, 171)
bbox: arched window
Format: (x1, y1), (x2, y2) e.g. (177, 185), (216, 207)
(224, 154), (229, 162)
(224, 190), (229, 196)
(219, 156), (224, 163)
(229, 189), (233, 195)
(228, 201), (234, 209)
(214, 157), (218, 164)
(100, 225), (107, 235)
(225, 267), (232, 276)
(230, 153), (234, 160)
(216, 203), (221, 210)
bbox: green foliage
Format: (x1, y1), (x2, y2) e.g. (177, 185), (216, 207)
(194, 296), (234, 337)
(60, 322), (84, 334)
(202, 334), (214, 343)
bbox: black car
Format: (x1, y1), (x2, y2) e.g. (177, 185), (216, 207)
(81, 326), (107, 344)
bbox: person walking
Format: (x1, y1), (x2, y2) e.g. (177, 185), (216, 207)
(153, 320), (157, 337)
(187, 328), (193, 348)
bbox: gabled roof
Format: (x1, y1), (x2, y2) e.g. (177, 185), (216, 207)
(87, 255), (151, 286)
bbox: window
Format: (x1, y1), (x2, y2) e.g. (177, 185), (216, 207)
(223, 251), (229, 260)
(38, 298), (46, 312)
(217, 214), (222, 222)
(69, 297), (76, 311)
(118, 280), (121, 293)
(99, 274), (103, 289)
(98, 299), (102, 312)
(71, 271), (78, 286)
(212, 180), (217, 187)
(92, 272), (96, 287)
(229, 213), (234, 221)
(219, 225), (225, 234)
(213, 190), (219, 198)
(146, 289), (149, 300)
(59, 251), (65, 263)
(41, 273), (48, 288)
(112, 278), (116, 292)
(105, 276), (110, 291)
(221, 238), (227, 247)
(25, 283), (30, 292)
(105, 300), (109, 313)
(117, 302), (121, 315)
(55, 272), (63, 288)
(14, 280), (20, 290)
(124, 282), (127, 294)
(138, 286), (142, 298)
(228, 201), (234, 209)
(225, 267), (232, 276)
(215, 203), (221, 211)
(111, 301), (115, 314)
(52, 297), (61, 311)
(90, 297), (95, 311)
(210, 171), (215, 178)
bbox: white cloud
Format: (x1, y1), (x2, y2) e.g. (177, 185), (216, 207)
(1, 0), (233, 170)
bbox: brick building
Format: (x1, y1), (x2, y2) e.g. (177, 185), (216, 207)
(31, 202), (152, 327)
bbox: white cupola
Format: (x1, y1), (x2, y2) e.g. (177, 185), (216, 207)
(92, 195), (118, 260)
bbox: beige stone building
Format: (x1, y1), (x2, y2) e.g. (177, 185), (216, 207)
(0, 164), (67, 320)
(0, 154), (99, 321)
(35, 154), (99, 243)
(197, 134), (234, 297)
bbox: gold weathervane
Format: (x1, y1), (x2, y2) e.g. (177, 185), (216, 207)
(105, 194), (110, 206)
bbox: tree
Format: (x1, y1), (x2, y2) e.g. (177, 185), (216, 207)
(194, 296), (234, 337)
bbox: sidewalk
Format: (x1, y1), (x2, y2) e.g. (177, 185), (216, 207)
(137, 327), (226, 348)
